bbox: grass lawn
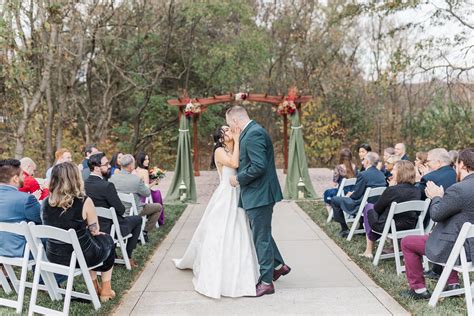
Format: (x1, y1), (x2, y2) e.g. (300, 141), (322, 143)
(297, 200), (467, 315)
(0, 203), (187, 316)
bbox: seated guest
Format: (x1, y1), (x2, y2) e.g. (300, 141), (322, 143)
(109, 152), (123, 176)
(81, 144), (99, 181)
(331, 152), (387, 237)
(19, 157), (49, 200)
(384, 154), (400, 179)
(323, 148), (357, 210)
(360, 161), (421, 258)
(134, 152), (166, 225)
(414, 151), (428, 182)
(416, 148), (456, 200)
(377, 147), (395, 172)
(357, 143), (372, 172)
(42, 162), (116, 301)
(448, 150), (458, 168)
(84, 153), (142, 268)
(418, 148), (457, 279)
(395, 143), (409, 161)
(110, 154), (162, 241)
(400, 148), (474, 299)
(0, 159), (42, 257)
(45, 148), (73, 180)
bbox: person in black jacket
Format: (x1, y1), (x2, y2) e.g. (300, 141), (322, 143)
(84, 153), (142, 268)
(360, 160), (421, 258)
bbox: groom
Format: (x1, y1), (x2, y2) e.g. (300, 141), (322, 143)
(227, 106), (291, 297)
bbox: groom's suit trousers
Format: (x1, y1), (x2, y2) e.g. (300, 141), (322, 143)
(246, 203), (284, 284)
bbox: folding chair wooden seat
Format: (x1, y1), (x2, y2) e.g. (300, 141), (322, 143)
(372, 199), (431, 275)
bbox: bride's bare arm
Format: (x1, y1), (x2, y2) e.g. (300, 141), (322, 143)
(215, 140), (240, 169)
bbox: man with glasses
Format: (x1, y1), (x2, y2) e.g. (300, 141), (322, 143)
(417, 148), (456, 201)
(416, 148), (457, 279)
(84, 153), (142, 268)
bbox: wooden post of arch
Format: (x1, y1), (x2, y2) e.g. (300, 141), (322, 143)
(193, 114), (200, 176)
(283, 114), (288, 174)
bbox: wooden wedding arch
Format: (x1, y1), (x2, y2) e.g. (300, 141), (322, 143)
(167, 88), (312, 176)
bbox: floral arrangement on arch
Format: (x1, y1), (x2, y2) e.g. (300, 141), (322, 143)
(277, 100), (297, 115)
(276, 87), (298, 115)
(234, 92), (248, 101)
(184, 100), (201, 117)
(149, 167), (166, 180)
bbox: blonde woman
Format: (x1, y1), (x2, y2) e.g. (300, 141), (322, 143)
(42, 162), (116, 302)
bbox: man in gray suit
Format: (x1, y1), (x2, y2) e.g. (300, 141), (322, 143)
(109, 154), (162, 241)
(400, 148), (474, 300)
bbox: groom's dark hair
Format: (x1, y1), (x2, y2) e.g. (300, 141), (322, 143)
(226, 106), (249, 119)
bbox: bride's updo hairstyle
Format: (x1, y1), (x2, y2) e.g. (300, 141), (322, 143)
(210, 126), (226, 169)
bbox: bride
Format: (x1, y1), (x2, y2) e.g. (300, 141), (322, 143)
(173, 125), (258, 299)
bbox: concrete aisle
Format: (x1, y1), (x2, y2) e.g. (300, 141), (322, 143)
(114, 170), (408, 315)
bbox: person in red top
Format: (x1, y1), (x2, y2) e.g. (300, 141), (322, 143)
(19, 157), (49, 200)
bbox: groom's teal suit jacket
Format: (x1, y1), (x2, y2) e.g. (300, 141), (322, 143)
(237, 121), (283, 210)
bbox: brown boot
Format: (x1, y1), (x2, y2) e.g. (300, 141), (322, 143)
(99, 280), (116, 302)
(92, 279), (101, 294)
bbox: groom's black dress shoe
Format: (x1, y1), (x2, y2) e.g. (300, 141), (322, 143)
(273, 264), (291, 281)
(255, 282), (275, 297)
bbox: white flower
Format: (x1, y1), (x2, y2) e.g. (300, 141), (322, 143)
(235, 92), (247, 101)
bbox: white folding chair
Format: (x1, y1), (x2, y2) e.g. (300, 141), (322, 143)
(27, 223), (102, 315)
(429, 222), (474, 314)
(95, 207), (133, 270)
(0, 222), (35, 313)
(346, 186), (387, 241)
(144, 196), (160, 229)
(0, 222), (65, 313)
(117, 192), (146, 245)
(425, 218), (435, 234)
(372, 199), (431, 275)
(326, 177), (357, 223)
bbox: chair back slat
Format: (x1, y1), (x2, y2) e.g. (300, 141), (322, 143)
(344, 178), (357, 187)
(27, 223), (73, 245)
(392, 200), (430, 215)
(367, 186), (387, 198)
(0, 221), (29, 236)
(117, 192), (133, 203)
(95, 207), (114, 220)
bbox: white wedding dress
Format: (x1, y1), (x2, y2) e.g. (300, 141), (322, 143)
(173, 166), (258, 299)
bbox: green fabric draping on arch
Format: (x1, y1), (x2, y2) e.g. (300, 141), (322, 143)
(165, 115), (197, 203)
(283, 111), (317, 199)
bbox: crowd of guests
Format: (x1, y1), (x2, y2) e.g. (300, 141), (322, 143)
(324, 143), (474, 300)
(0, 145), (165, 302)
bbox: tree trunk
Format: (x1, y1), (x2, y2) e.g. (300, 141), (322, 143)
(45, 79), (54, 168)
(14, 19), (58, 158)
